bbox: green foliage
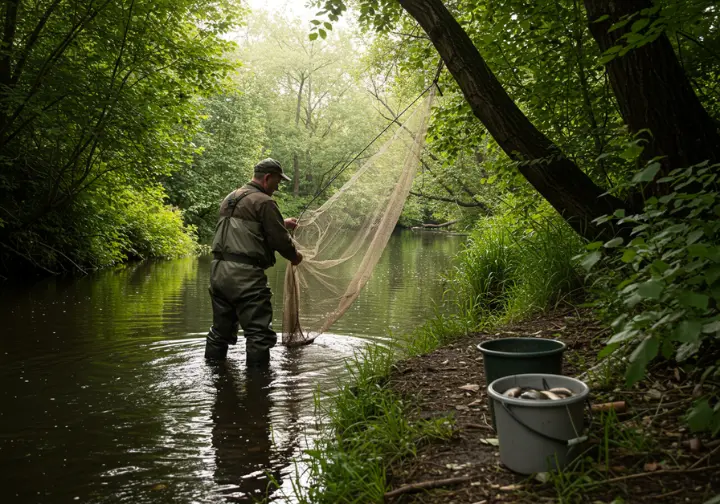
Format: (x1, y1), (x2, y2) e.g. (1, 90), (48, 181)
(277, 344), (453, 503)
(0, 0), (241, 275)
(236, 12), (385, 200)
(581, 162), (720, 435)
(449, 208), (584, 322)
(164, 90), (266, 242)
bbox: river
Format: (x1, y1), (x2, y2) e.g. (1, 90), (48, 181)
(0, 230), (464, 503)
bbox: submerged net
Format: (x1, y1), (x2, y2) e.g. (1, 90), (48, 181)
(282, 89), (435, 346)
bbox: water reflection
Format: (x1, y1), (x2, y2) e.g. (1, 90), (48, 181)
(0, 230), (464, 503)
(211, 363), (275, 501)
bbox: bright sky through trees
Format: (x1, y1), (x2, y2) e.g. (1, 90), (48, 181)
(247, 0), (320, 22)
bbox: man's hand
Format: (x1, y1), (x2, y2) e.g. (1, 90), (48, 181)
(284, 217), (298, 230)
(291, 251), (303, 266)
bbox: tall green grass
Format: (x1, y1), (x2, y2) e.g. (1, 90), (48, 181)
(408, 212), (585, 355)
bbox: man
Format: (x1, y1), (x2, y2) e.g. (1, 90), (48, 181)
(205, 158), (303, 365)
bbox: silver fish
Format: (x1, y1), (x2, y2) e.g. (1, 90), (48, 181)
(519, 389), (550, 400)
(504, 386), (524, 398)
(539, 390), (562, 400)
(548, 387), (573, 398)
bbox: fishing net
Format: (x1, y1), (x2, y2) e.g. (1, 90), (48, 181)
(282, 88), (435, 346)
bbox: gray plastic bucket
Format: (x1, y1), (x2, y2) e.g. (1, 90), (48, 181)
(487, 373), (590, 475)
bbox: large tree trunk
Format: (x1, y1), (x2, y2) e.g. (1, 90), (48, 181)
(584, 0), (720, 173)
(398, 0), (624, 240)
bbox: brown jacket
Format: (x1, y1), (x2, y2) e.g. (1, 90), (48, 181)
(211, 181), (298, 269)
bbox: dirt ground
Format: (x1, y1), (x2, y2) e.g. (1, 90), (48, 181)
(385, 308), (720, 503)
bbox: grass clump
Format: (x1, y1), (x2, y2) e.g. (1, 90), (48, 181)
(408, 209), (585, 355)
(277, 344), (454, 504)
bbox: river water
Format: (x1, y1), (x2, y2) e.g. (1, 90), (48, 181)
(0, 230), (464, 503)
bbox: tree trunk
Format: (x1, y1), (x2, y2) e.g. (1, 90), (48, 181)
(293, 74), (305, 196)
(293, 153), (300, 195)
(584, 0), (720, 172)
(398, 0), (624, 240)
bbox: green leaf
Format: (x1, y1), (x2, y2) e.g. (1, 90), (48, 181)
(651, 260), (670, 274)
(604, 237), (624, 248)
(686, 229), (704, 245)
(688, 244), (709, 258)
(620, 143), (644, 161)
(609, 19), (631, 32)
(581, 251), (602, 271)
(673, 320), (702, 343)
(598, 342), (620, 359)
(309, 32), (319, 41)
(608, 329), (637, 344)
(687, 400), (714, 432)
(661, 339), (674, 359)
(626, 337), (659, 386)
(621, 248), (637, 263)
(597, 54), (616, 66)
(324, 22), (333, 30)
(676, 341), (702, 361)
(310, 19), (321, 25)
(707, 266), (720, 285)
(632, 162), (661, 183)
(637, 279), (663, 299)
(702, 320), (720, 334)
(319, 28), (327, 39)
(586, 241), (603, 250)
(679, 291), (710, 310)
(630, 18), (650, 32)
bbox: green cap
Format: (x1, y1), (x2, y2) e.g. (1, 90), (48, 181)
(254, 158), (291, 182)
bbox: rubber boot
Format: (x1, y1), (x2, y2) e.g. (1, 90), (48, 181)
(246, 349), (270, 368)
(205, 331), (229, 360)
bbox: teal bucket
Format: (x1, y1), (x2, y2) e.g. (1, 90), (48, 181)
(477, 337), (566, 428)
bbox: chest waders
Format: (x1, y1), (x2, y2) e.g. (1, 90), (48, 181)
(205, 188), (276, 366)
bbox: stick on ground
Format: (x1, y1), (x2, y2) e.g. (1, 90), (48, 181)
(384, 475), (473, 499)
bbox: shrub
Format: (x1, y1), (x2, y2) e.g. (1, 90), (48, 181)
(581, 161), (720, 436)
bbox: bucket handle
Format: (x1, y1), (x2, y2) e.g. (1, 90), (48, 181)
(500, 402), (588, 447)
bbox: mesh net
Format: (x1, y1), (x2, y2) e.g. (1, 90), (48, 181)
(281, 89), (435, 346)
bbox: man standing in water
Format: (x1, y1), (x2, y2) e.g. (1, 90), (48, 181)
(205, 158), (303, 365)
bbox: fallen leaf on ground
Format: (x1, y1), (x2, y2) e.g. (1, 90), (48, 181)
(468, 399), (483, 406)
(459, 384), (480, 392)
(456, 405), (469, 411)
(535, 472), (550, 483)
(646, 389), (663, 400)
(151, 484), (167, 491)
(644, 462), (664, 472)
(479, 438), (499, 446)
(441, 359), (449, 365)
